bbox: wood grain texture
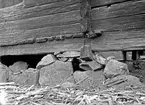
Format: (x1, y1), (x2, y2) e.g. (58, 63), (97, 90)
(92, 13), (145, 32)
(0, 23), (82, 45)
(90, 0), (135, 7)
(91, 0), (145, 21)
(0, 0), (81, 22)
(0, 0), (22, 8)
(90, 0), (145, 51)
(91, 29), (145, 51)
(0, 38), (85, 56)
(0, 10), (81, 34)
(0, 0), (86, 47)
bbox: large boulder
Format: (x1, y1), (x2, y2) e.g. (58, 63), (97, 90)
(39, 60), (74, 87)
(0, 63), (9, 83)
(36, 54), (56, 69)
(73, 70), (104, 89)
(9, 68), (38, 87)
(103, 59), (129, 79)
(9, 61), (28, 73)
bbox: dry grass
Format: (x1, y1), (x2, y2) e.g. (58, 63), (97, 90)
(1, 82), (145, 105)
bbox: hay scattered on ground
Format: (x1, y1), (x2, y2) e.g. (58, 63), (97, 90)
(1, 82), (145, 105)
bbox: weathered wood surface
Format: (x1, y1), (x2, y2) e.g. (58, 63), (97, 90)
(91, 0), (145, 32)
(91, 1), (145, 21)
(90, 0), (138, 7)
(0, 0), (81, 22)
(91, 0), (145, 51)
(0, 10), (81, 34)
(0, 24), (82, 45)
(0, 0), (22, 8)
(0, 38), (85, 55)
(0, 0), (87, 46)
(91, 29), (145, 51)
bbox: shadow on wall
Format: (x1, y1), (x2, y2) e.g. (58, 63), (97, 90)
(1, 54), (48, 68)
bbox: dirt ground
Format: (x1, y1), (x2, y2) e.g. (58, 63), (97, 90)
(127, 61), (145, 84)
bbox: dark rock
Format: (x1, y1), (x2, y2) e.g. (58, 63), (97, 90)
(103, 59), (129, 79)
(39, 60), (73, 87)
(0, 63), (9, 83)
(36, 54), (56, 69)
(9, 61), (28, 73)
(79, 61), (103, 71)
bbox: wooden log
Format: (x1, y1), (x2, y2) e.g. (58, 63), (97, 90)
(0, 10), (81, 34)
(0, 38), (85, 56)
(0, 23), (82, 45)
(92, 13), (145, 32)
(0, 3), (80, 23)
(0, 0), (81, 23)
(90, 0), (134, 7)
(91, 0), (145, 21)
(91, 29), (145, 51)
(0, 0), (22, 8)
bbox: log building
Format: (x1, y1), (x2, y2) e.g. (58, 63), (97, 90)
(0, 0), (144, 60)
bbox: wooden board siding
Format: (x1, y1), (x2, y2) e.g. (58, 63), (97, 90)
(0, 0), (22, 8)
(0, 0), (84, 45)
(91, 0), (145, 51)
(0, 0), (92, 55)
(0, 38), (85, 55)
(90, 0), (140, 7)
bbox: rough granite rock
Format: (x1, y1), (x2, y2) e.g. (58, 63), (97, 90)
(79, 61), (103, 71)
(9, 68), (38, 87)
(94, 53), (107, 65)
(39, 60), (74, 87)
(103, 59), (129, 79)
(73, 70), (104, 89)
(105, 75), (144, 89)
(36, 54), (56, 69)
(9, 61), (28, 73)
(0, 63), (9, 83)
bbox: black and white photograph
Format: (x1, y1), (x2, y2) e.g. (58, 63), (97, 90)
(0, 0), (145, 105)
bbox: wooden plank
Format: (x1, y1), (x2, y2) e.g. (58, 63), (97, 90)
(0, 0), (22, 8)
(0, 0), (81, 18)
(99, 51), (123, 60)
(92, 13), (145, 32)
(0, 3), (81, 23)
(0, 38), (85, 56)
(91, 0), (145, 21)
(0, 23), (82, 45)
(0, 10), (81, 34)
(91, 29), (145, 51)
(90, 0), (135, 7)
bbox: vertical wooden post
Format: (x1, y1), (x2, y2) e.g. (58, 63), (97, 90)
(122, 51), (127, 62)
(132, 50), (137, 60)
(80, 0), (96, 38)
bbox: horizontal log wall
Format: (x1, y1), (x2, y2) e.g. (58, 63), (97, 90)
(0, 0), (93, 55)
(91, 0), (145, 51)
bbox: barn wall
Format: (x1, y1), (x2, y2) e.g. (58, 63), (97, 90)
(90, 0), (145, 51)
(0, 0), (93, 55)
(0, 0), (145, 56)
